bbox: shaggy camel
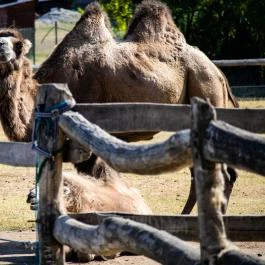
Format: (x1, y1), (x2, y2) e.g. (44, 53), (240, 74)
(0, 28), (152, 261)
(34, 0), (239, 213)
(0, 28), (151, 211)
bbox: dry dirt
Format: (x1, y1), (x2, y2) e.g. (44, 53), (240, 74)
(0, 230), (264, 265)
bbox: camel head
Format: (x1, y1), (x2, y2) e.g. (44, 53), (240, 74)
(0, 29), (32, 72)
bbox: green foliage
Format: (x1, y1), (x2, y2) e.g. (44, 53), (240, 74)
(76, 7), (85, 14)
(162, 0), (265, 59)
(100, 0), (133, 37)
(74, 0), (265, 60)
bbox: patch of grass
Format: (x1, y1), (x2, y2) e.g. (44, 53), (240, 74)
(238, 99), (265, 108)
(0, 196), (35, 231)
(227, 170), (265, 215)
(0, 165), (35, 231)
(35, 21), (75, 65)
(124, 169), (192, 214)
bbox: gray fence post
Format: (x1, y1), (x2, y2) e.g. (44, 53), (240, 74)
(190, 97), (230, 264)
(35, 83), (75, 264)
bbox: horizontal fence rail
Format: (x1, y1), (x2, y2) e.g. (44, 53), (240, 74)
(33, 58), (265, 70)
(213, 58), (265, 67)
(231, 85), (265, 98)
(2, 84), (263, 264)
(59, 111), (192, 174)
(69, 212), (265, 242)
(204, 121), (265, 176)
(75, 103), (265, 134)
(1, 103), (265, 168)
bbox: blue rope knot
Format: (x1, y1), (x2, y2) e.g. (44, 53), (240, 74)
(32, 100), (75, 183)
(32, 100), (75, 157)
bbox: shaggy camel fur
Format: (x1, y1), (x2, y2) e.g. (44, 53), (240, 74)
(0, 28), (151, 211)
(35, 1), (238, 108)
(34, 0), (238, 213)
(0, 28), (152, 261)
(0, 29), (36, 141)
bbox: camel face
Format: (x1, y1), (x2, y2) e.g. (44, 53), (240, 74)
(0, 31), (31, 65)
(0, 37), (16, 63)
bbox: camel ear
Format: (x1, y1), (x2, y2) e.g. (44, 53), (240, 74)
(23, 39), (32, 55)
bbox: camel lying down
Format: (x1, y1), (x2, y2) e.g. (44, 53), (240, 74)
(27, 157), (152, 261)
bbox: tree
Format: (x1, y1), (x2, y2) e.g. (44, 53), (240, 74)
(100, 0), (133, 37)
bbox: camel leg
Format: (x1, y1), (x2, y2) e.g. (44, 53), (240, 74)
(181, 166), (237, 214)
(221, 166), (238, 213)
(181, 168), (196, 214)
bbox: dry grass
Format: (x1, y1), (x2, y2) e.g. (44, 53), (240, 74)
(0, 100), (264, 231)
(35, 21), (75, 65)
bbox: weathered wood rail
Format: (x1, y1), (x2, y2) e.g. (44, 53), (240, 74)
(213, 58), (265, 67)
(1, 103), (265, 167)
(0, 83), (264, 264)
(29, 84), (264, 265)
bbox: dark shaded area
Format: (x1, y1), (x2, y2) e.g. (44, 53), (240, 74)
(0, 238), (35, 265)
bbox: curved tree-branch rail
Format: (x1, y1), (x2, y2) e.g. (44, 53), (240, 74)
(59, 111), (192, 175)
(35, 84), (265, 265)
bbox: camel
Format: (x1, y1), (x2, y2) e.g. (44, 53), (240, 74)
(0, 28), (152, 262)
(34, 0), (239, 213)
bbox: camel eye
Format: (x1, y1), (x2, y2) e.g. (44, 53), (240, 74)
(15, 41), (23, 51)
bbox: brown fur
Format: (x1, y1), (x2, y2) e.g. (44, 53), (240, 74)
(35, 0), (238, 108)
(0, 0), (238, 215)
(0, 25), (152, 219)
(63, 158), (152, 214)
(0, 29), (37, 141)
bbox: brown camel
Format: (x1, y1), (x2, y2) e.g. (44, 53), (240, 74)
(0, 28), (152, 261)
(34, 0), (239, 213)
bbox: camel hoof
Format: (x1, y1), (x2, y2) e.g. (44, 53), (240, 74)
(77, 252), (95, 262)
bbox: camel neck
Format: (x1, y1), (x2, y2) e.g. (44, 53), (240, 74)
(0, 66), (34, 142)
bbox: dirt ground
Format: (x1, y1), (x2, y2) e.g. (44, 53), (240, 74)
(0, 230), (264, 265)
(0, 231), (160, 265)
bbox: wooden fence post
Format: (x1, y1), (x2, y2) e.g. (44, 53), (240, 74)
(190, 97), (231, 264)
(35, 83), (75, 264)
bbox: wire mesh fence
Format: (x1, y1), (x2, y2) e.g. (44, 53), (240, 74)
(34, 21), (75, 65)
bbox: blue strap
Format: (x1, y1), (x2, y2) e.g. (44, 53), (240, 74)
(32, 100), (74, 157)
(34, 100), (74, 119)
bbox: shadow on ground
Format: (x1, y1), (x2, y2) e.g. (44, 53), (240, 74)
(0, 238), (35, 265)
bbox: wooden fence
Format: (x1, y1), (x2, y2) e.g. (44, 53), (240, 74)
(0, 83), (265, 264)
(13, 83), (261, 264)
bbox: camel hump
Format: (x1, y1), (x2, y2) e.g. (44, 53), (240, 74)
(125, 0), (184, 44)
(83, 1), (103, 18)
(77, 1), (112, 32)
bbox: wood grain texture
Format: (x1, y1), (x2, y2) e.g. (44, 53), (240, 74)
(54, 215), (200, 265)
(212, 58), (265, 67)
(204, 121), (265, 176)
(75, 103), (265, 133)
(59, 111), (192, 174)
(0, 142), (34, 166)
(69, 212), (265, 242)
(191, 97), (230, 264)
(36, 83), (75, 264)
(0, 140), (91, 167)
